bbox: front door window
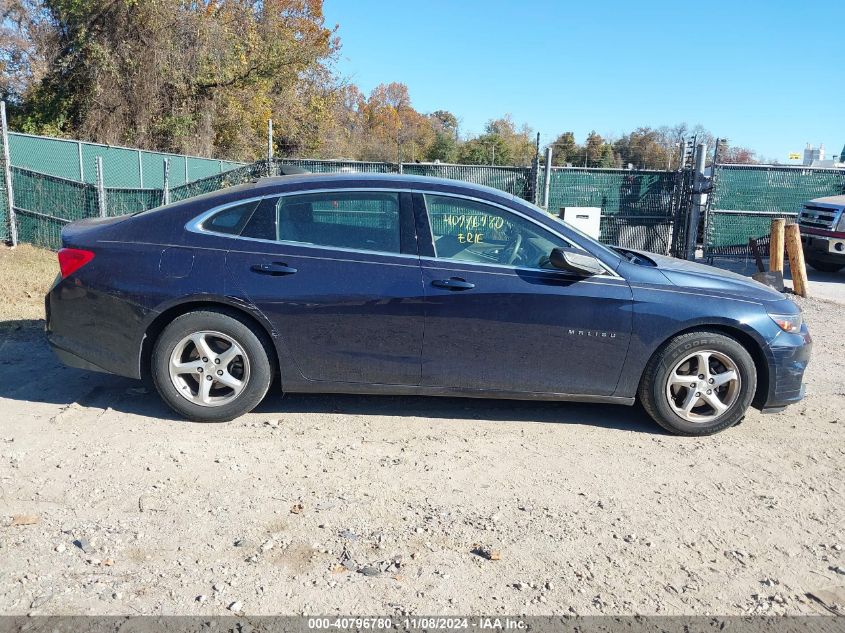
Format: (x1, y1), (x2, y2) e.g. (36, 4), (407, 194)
(424, 194), (567, 269)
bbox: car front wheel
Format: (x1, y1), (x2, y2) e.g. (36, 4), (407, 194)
(152, 309), (273, 422)
(639, 331), (756, 436)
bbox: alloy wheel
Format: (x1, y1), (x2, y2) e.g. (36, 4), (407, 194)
(168, 330), (250, 407)
(664, 349), (741, 423)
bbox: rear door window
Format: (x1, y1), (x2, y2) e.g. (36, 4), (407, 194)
(273, 191), (402, 254)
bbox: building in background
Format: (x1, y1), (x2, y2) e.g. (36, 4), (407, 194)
(803, 142), (844, 168)
(803, 143), (824, 165)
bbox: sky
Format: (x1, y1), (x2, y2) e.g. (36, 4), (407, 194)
(323, 0), (844, 163)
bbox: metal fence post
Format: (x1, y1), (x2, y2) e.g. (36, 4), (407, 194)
(685, 143), (707, 260)
(95, 156), (107, 217)
(543, 147), (553, 209)
(162, 158), (171, 206)
(0, 101), (18, 246)
(77, 141), (85, 181)
(137, 149), (144, 188)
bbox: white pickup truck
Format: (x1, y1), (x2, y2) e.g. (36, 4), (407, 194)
(798, 194), (845, 273)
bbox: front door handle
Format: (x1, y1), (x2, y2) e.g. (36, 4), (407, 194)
(431, 277), (475, 291)
(250, 262), (298, 276)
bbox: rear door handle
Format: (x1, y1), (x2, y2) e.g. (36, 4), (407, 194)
(250, 262), (298, 276)
(431, 277), (475, 291)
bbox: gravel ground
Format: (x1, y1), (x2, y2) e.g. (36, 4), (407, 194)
(0, 295), (843, 617)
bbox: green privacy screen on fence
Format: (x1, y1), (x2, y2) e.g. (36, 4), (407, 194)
(705, 164), (845, 256)
(538, 167), (681, 255)
(8, 132), (245, 188)
(10, 147), (844, 259)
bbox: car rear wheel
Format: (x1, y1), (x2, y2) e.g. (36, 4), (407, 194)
(639, 331), (756, 436)
(806, 258), (844, 273)
(152, 309), (273, 422)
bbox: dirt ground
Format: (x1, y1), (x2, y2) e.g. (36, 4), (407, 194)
(0, 245), (843, 616)
(0, 244), (56, 323)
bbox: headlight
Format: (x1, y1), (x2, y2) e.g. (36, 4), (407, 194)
(769, 313), (803, 333)
(837, 211), (845, 232)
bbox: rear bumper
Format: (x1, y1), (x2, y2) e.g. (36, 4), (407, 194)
(48, 339), (111, 374)
(45, 277), (147, 380)
(759, 325), (812, 410)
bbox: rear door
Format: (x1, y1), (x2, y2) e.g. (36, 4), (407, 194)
(224, 190), (425, 386)
(417, 193), (633, 396)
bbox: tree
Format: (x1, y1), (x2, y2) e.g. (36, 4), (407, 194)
(718, 145), (758, 164)
(598, 143), (617, 168)
(548, 131), (581, 166)
(583, 131), (606, 167)
(613, 127), (671, 169)
(424, 110), (458, 162)
(458, 115), (534, 166)
(7, 0), (339, 160)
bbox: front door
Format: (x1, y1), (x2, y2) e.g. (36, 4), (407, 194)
(418, 193), (633, 396)
(226, 190), (424, 385)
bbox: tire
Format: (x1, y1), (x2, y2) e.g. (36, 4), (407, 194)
(151, 309), (273, 422)
(806, 258), (844, 273)
(638, 331), (756, 436)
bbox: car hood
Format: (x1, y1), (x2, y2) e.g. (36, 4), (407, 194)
(630, 250), (786, 303)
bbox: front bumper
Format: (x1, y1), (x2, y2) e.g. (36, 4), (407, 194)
(800, 233), (845, 263)
(759, 325), (812, 410)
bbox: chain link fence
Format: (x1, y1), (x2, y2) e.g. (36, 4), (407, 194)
(6, 125), (845, 259)
(5, 152), (691, 254)
(705, 165), (845, 258)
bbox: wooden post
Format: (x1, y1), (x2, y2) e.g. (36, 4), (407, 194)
(770, 218), (785, 272)
(785, 223), (808, 297)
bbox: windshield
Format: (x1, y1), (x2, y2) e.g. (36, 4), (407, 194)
(512, 198), (622, 263)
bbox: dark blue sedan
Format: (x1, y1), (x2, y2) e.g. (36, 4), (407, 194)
(46, 173), (811, 435)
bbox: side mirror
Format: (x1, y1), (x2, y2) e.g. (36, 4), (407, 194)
(549, 247), (605, 276)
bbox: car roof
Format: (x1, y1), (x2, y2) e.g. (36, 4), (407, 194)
(249, 171), (522, 200)
(134, 171), (529, 220)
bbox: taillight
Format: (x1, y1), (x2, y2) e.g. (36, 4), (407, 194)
(57, 248), (95, 279)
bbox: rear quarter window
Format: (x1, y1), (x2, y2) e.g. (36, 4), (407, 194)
(201, 200), (260, 235)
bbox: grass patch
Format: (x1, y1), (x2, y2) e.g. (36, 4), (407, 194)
(0, 244), (57, 324)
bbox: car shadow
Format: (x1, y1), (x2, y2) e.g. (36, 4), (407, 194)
(0, 321), (663, 435)
(256, 391), (663, 434)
